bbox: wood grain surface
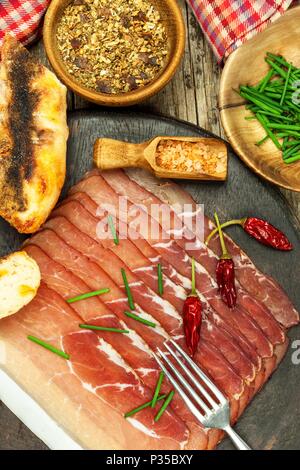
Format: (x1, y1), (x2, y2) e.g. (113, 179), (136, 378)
(220, 6), (300, 192)
(1, 0), (300, 450)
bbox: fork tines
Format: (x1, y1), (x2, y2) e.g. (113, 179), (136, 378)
(153, 339), (227, 420)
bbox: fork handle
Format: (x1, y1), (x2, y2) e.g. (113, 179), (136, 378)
(224, 425), (251, 450)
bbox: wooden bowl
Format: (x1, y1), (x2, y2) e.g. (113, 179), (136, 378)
(219, 6), (300, 192)
(43, 0), (185, 107)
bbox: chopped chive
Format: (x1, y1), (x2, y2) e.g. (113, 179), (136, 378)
(154, 390), (175, 422)
(237, 53), (300, 165)
(121, 268), (135, 310)
(151, 372), (165, 408)
(282, 136), (289, 151)
(79, 324), (129, 334)
(266, 53), (297, 71)
(240, 86), (283, 109)
(124, 394), (167, 418)
(107, 215), (119, 245)
(284, 154), (300, 164)
(256, 113), (282, 150)
(240, 91), (281, 114)
(27, 335), (69, 360)
(259, 69), (274, 92)
(284, 139), (299, 148)
(265, 58), (288, 79)
(283, 144), (300, 159)
(280, 63), (292, 106)
(276, 131), (300, 138)
(256, 110), (295, 122)
(66, 288), (110, 304)
(255, 135), (269, 146)
(157, 263), (163, 296)
(267, 123), (300, 131)
(124, 310), (156, 328)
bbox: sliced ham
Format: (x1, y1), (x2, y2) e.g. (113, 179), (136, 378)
(62, 192), (263, 375)
(50, 203), (257, 386)
(27, 228), (246, 404)
(1, 168), (297, 450)
(24, 244), (216, 450)
(124, 168), (299, 328)
(0, 284), (188, 449)
(98, 169), (286, 344)
(69, 174), (274, 362)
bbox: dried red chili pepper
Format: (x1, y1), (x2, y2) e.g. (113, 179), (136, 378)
(206, 216), (293, 251)
(214, 213), (237, 309)
(183, 257), (202, 357)
(243, 217), (293, 250)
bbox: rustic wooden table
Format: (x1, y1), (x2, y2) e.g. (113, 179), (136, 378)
(1, 0), (300, 450)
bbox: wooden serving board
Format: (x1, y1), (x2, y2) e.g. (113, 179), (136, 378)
(1, 111), (300, 450)
(219, 6), (300, 192)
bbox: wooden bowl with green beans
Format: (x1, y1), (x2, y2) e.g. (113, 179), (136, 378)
(219, 6), (300, 192)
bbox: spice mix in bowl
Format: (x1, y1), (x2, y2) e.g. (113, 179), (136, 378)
(44, 0), (185, 106)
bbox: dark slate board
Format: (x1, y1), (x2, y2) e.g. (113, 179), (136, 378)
(1, 111), (299, 451)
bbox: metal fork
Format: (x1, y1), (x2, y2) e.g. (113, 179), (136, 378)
(153, 339), (251, 450)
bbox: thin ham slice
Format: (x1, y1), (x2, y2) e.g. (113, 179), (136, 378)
(50, 203), (257, 386)
(98, 169), (286, 345)
(0, 284), (187, 449)
(62, 192), (264, 376)
(124, 168), (299, 328)
(24, 228), (247, 449)
(24, 244), (214, 450)
(2, 168), (297, 450)
(69, 174), (275, 362)
(26, 228), (246, 404)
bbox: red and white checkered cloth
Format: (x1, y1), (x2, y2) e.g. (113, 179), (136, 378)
(0, 0), (51, 47)
(187, 0), (295, 63)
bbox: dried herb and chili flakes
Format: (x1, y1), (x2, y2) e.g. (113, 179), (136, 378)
(56, 0), (168, 94)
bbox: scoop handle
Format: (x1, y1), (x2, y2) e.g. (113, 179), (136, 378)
(93, 138), (149, 170)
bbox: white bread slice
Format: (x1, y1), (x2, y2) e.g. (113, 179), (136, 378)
(0, 251), (40, 319)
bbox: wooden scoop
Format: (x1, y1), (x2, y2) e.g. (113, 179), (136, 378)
(93, 136), (228, 180)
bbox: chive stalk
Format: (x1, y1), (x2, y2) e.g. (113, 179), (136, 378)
(154, 390), (175, 422)
(121, 268), (135, 310)
(157, 263), (163, 296)
(66, 288), (110, 304)
(28, 336), (70, 360)
(124, 394), (167, 418)
(237, 53), (300, 165)
(107, 215), (119, 246)
(79, 324), (129, 334)
(151, 372), (165, 408)
(124, 310), (156, 328)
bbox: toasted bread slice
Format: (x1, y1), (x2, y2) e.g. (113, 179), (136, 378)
(0, 251), (40, 319)
(0, 35), (68, 233)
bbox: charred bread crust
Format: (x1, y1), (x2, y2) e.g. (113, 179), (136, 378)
(0, 35), (68, 233)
